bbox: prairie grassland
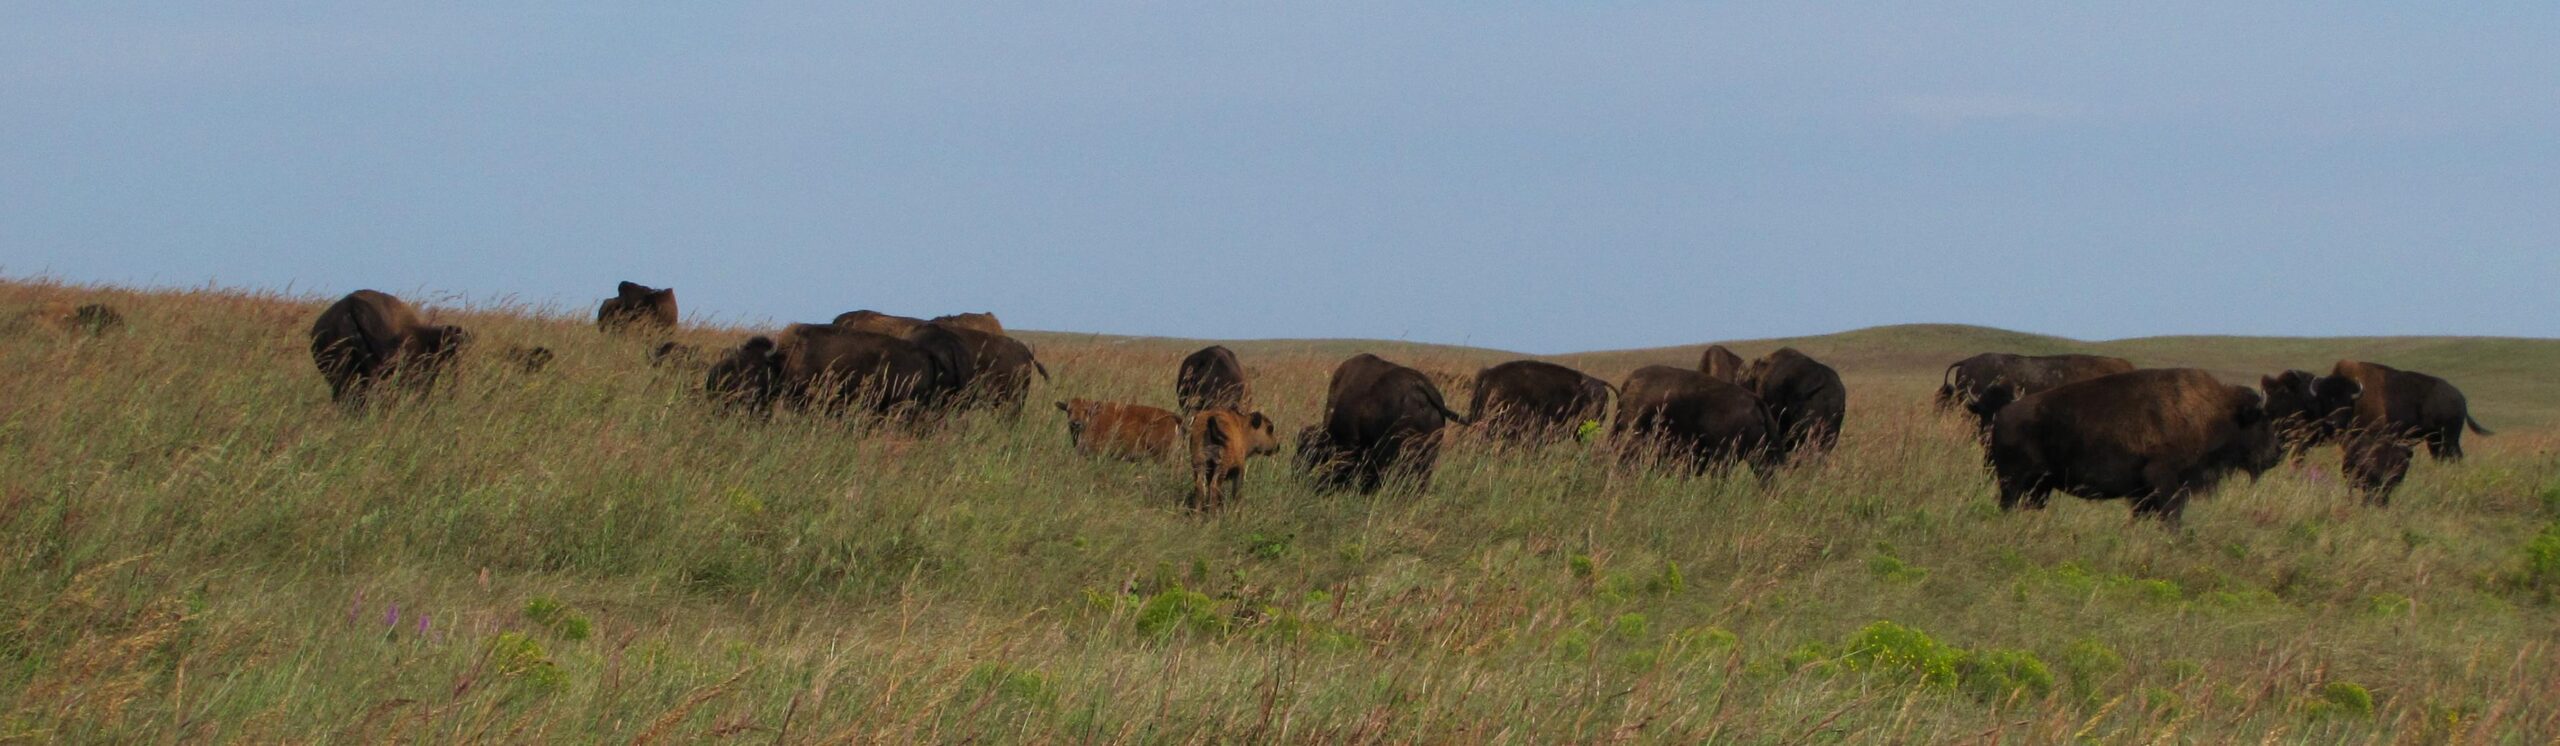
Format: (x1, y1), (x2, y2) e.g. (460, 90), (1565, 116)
(3, 279), (2558, 743)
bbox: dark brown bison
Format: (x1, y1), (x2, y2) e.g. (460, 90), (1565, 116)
(1298, 354), (1470, 493)
(1467, 360), (1613, 444)
(309, 290), (469, 406)
(832, 310), (926, 337)
(2261, 360), (2490, 461)
(1175, 345), (1249, 415)
(1056, 399), (1184, 461)
(596, 281), (678, 332)
(1982, 368), (2281, 526)
(704, 325), (956, 418)
(1700, 345), (1745, 382)
(1738, 348), (1846, 460)
(929, 312), (1005, 335)
(29, 301), (124, 335)
(2260, 360), (2490, 505)
(1611, 365), (1776, 474)
(1941, 353), (2137, 426)
(1188, 409), (1280, 511)
(905, 323), (1048, 412)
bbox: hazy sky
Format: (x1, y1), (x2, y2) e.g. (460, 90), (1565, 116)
(5, 4), (2555, 353)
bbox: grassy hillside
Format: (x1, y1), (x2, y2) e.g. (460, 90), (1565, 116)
(5, 279), (2559, 743)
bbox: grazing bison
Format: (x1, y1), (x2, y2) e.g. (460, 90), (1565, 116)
(832, 310), (927, 337)
(1981, 368), (2281, 526)
(500, 345), (555, 373)
(596, 281), (678, 332)
(1056, 399), (1184, 461)
(1301, 354), (1470, 493)
(309, 290), (469, 406)
(779, 325), (955, 416)
(1699, 345), (1745, 383)
(906, 323), (1048, 412)
(1941, 353), (2136, 426)
(1738, 348), (1846, 461)
(1188, 409), (1280, 511)
(929, 312), (1004, 335)
(1175, 345), (1249, 415)
(1611, 365), (1776, 474)
(1467, 360), (1613, 444)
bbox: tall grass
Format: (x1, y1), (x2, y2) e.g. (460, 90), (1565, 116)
(2, 278), (2556, 742)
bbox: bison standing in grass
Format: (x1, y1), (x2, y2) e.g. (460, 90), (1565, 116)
(1981, 368), (2281, 527)
(1737, 347), (1845, 461)
(309, 290), (469, 407)
(1466, 360), (1613, 445)
(1056, 399), (1184, 461)
(2260, 360), (2490, 505)
(1176, 345), (1249, 415)
(596, 281), (678, 333)
(1188, 409), (1280, 511)
(1612, 365), (1776, 475)
(1298, 354), (1470, 493)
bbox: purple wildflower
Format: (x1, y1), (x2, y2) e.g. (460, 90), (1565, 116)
(386, 603), (400, 630)
(418, 613), (431, 637)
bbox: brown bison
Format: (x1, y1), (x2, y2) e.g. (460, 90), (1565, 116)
(1941, 353), (2136, 426)
(309, 290), (469, 405)
(649, 341), (704, 369)
(1297, 354), (1470, 493)
(1699, 345), (1745, 382)
(1611, 365), (1776, 474)
(832, 310), (926, 337)
(906, 323), (1048, 412)
(1467, 360), (1613, 444)
(1176, 345), (1249, 415)
(596, 281), (678, 332)
(1981, 368), (2281, 526)
(2260, 360), (2491, 505)
(1188, 409), (1280, 511)
(1738, 348), (1846, 460)
(1056, 399), (1184, 461)
(929, 312), (1005, 335)
(704, 325), (956, 417)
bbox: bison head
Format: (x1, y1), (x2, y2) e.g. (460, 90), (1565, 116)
(1700, 345), (1744, 383)
(1965, 384), (2020, 430)
(2259, 370), (2327, 453)
(1239, 412), (1281, 456)
(1056, 399), (1099, 446)
(2225, 389), (2285, 481)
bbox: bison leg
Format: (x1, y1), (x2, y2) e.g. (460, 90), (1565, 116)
(2428, 425), (2463, 462)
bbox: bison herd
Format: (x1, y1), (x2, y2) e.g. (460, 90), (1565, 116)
(285, 284), (2497, 528)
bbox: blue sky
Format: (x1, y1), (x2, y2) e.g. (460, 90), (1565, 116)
(4, 4), (2554, 353)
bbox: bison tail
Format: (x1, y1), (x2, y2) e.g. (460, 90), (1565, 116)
(1422, 384), (1473, 426)
(2465, 414), (2494, 436)
(1033, 360), (1051, 382)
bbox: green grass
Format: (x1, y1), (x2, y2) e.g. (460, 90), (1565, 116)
(3, 279), (2557, 742)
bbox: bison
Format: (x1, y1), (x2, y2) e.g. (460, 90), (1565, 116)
(1941, 353), (2137, 427)
(649, 341), (705, 370)
(2260, 360), (2491, 505)
(1056, 399), (1184, 461)
(705, 325), (955, 418)
(1176, 345), (1250, 415)
(1467, 360), (1613, 444)
(1611, 365), (1776, 474)
(29, 301), (124, 335)
(906, 323), (1048, 412)
(500, 344), (555, 373)
(1738, 348), (1846, 461)
(596, 281), (678, 333)
(1188, 409), (1280, 511)
(1699, 345), (1745, 383)
(1981, 368), (2281, 526)
(308, 290), (470, 406)
(1299, 354), (1470, 493)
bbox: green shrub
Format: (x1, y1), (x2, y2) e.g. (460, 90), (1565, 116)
(2306, 681), (2375, 719)
(961, 662), (1058, 710)
(1839, 621), (1962, 688)
(1868, 553), (1928, 583)
(489, 632), (568, 695)
(2062, 638), (2126, 700)
(1134, 588), (1225, 638)
(1959, 648), (2054, 703)
(522, 597), (593, 641)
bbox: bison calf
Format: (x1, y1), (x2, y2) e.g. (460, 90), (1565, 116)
(1984, 368), (2281, 526)
(1189, 409), (1279, 511)
(1057, 399), (1183, 461)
